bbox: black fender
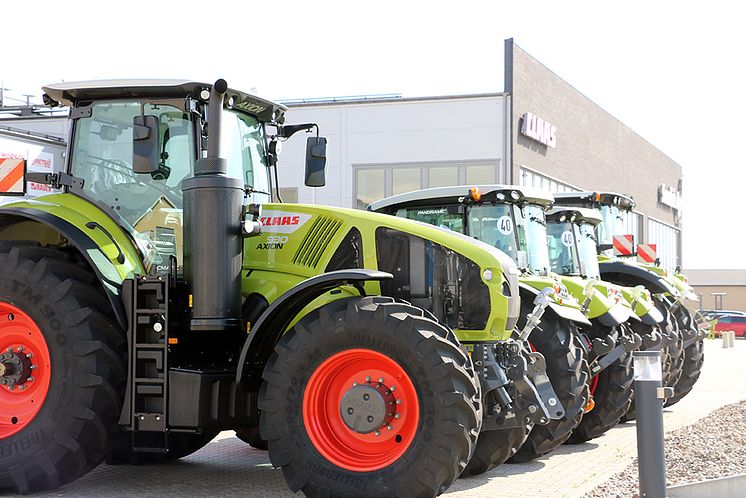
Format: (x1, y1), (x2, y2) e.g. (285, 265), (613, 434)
(519, 283), (591, 327)
(0, 208), (128, 330)
(599, 260), (677, 296)
(236, 269), (393, 391)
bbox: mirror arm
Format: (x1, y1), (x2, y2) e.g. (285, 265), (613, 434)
(279, 123), (318, 139)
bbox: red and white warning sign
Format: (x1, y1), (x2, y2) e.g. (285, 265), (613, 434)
(613, 234), (635, 256)
(0, 158), (26, 195)
(637, 243), (657, 263)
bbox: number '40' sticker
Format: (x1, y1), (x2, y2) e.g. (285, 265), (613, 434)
(561, 231), (574, 247)
(497, 216), (513, 235)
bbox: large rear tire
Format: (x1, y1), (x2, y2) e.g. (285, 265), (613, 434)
(666, 307), (704, 406)
(566, 325), (634, 443)
(259, 296), (480, 497)
(0, 245), (126, 493)
(509, 309), (589, 463)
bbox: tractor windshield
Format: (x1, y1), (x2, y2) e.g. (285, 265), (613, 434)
(221, 109), (270, 204)
(467, 202), (550, 275)
(466, 203), (521, 263)
(516, 204), (552, 276)
(598, 205), (626, 246)
(70, 100), (195, 269)
(577, 222), (601, 279)
(547, 221), (581, 276)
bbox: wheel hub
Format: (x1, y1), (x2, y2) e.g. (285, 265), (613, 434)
(340, 380), (397, 434)
(0, 349), (34, 389)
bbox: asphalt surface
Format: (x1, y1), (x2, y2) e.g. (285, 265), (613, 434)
(2, 338), (743, 498)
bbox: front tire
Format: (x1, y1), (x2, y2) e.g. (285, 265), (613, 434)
(461, 424), (531, 476)
(566, 325), (634, 443)
(0, 245), (126, 493)
(259, 296), (480, 497)
(509, 309), (589, 462)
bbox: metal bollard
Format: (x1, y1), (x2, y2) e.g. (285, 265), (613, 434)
(633, 350), (667, 498)
(722, 331), (735, 348)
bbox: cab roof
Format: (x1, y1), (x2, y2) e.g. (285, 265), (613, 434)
(42, 79), (286, 123)
(368, 184), (554, 212)
(547, 206), (603, 226)
(553, 191), (635, 210)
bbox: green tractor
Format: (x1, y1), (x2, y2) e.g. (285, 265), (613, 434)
(0, 79), (559, 496)
(545, 205), (665, 439)
(553, 192), (705, 407)
(370, 185), (592, 463)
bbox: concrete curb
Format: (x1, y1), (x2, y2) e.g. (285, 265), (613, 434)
(667, 473), (746, 498)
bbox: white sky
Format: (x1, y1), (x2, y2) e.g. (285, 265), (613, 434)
(4, 0), (745, 269)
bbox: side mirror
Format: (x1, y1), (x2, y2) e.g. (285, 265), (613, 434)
(305, 136), (327, 187)
(597, 243), (613, 252)
(0, 158), (26, 196)
(132, 115), (160, 174)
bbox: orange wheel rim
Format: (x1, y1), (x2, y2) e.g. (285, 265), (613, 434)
(0, 302), (52, 439)
(302, 348), (419, 472)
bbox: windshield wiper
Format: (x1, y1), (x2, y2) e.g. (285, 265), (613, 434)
(529, 216), (547, 227)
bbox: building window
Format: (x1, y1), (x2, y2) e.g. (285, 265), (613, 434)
(466, 164), (496, 184)
(392, 168), (422, 195)
(356, 168), (386, 208)
(519, 166), (581, 193)
(647, 218), (680, 271)
(279, 187), (299, 203)
(428, 166), (459, 188)
(355, 162), (498, 208)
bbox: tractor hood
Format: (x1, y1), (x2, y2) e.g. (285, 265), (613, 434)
(245, 203), (521, 341)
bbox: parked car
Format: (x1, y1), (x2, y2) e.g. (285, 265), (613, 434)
(701, 309), (746, 319)
(713, 314), (746, 338)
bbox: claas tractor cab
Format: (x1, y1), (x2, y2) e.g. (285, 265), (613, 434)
(553, 191), (705, 407)
(0, 79), (553, 497)
(371, 185), (592, 463)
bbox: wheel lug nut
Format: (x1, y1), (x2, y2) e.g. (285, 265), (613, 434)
(374, 431), (380, 436)
(390, 386), (396, 392)
(30, 365), (37, 370)
(27, 376), (34, 382)
(26, 353), (32, 359)
(365, 376), (371, 382)
(17, 346), (24, 352)
(396, 399), (402, 405)
(378, 377), (384, 383)
(395, 414), (401, 419)
(387, 425), (393, 430)
(352, 382), (358, 387)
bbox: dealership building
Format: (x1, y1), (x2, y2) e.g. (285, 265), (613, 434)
(0, 40), (684, 269)
(278, 39), (684, 270)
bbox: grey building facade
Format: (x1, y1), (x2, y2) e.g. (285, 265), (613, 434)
(506, 39), (683, 269)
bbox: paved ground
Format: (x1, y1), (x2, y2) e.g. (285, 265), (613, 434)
(3, 338), (744, 498)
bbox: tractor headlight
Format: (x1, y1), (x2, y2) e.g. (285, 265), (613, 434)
(482, 269), (493, 281)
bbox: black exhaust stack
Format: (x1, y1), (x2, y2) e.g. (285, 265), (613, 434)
(182, 79), (243, 331)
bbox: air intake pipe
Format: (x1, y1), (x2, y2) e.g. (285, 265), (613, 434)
(182, 79), (243, 331)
